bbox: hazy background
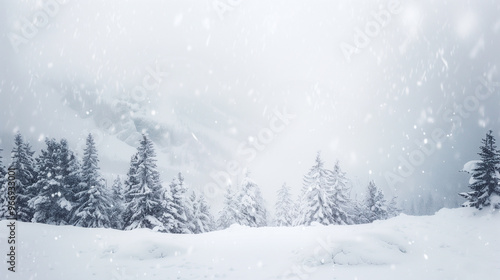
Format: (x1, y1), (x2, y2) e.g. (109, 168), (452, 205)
(1, 0), (500, 214)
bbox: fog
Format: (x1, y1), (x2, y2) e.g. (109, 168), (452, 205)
(1, 0), (500, 213)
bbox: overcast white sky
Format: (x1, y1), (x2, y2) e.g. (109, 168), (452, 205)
(1, 0), (500, 212)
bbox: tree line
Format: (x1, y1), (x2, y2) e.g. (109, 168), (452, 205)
(0, 133), (214, 233)
(0, 133), (401, 232)
(1, 129), (495, 232)
(218, 152), (401, 229)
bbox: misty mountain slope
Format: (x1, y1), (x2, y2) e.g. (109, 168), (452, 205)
(1, 208), (498, 280)
(2, 0), (500, 212)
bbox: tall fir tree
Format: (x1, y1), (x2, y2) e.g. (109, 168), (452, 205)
(196, 192), (215, 232)
(59, 139), (81, 215)
(274, 183), (295, 227)
(386, 196), (401, 218)
(110, 175), (125, 229)
(0, 149), (8, 220)
(296, 153), (336, 226)
(460, 130), (500, 209)
(161, 173), (190, 234)
(364, 181), (388, 222)
(123, 134), (165, 231)
(217, 185), (240, 229)
(184, 189), (196, 233)
(72, 134), (112, 228)
(236, 174), (267, 227)
(10, 133), (37, 222)
(328, 161), (353, 225)
(124, 153), (139, 193)
(187, 191), (215, 234)
(122, 152), (139, 227)
(29, 138), (77, 225)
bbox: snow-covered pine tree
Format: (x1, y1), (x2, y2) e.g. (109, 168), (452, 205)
(110, 176), (125, 229)
(217, 185), (240, 229)
(386, 196), (401, 218)
(29, 138), (77, 224)
(296, 153), (337, 226)
(364, 181), (388, 222)
(121, 152), (140, 228)
(161, 173), (190, 234)
(196, 192), (215, 232)
(348, 196), (370, 225)
(187, 191), (215, 233)
(460, 130), (500, 209)
(274, 183), (295, 227)
(159, 182), (177, 233)
(0, 149), (8, 220)
(59, 139), (81, 218)
(122, 153), (139, 205)
(295, 156), (354, 226)
(184, 189), (196, 233)
(236, 175), (267, 227)
(327, 161), (353, 225)
(10, 133), (37, 222)
(123, 134), (165, 231)
(72, 134), (112, 228)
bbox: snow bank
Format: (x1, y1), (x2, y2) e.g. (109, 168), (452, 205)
(462, 160), (481, 174)
(1, 208), (499, 280)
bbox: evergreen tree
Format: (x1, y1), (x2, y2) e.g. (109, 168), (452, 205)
(386, 196), (401, 218)
(123, 134), (165, 231)
(236, 175), (267, 227)
(184, 189), (196, 233)
(328, 161), (353, 225)
(196, 192), (215, 232)
(10, 133), (37, 222)
(72, 134), (112, 228)
(0, 149), (8, 220)
(110, 176), (125, 229)
(161, 173), (190, 234)
(122, 152), (139, 226)
(364, 181), (388, 222)
(274, 183), (295, 227)
(348, 196), (370, 225)
(159, 182), (178, 233)
(188, 191), (215, 233)
(59, 139), (82, 222)
(29, 138), (76, 224)
(460, 130), (500, 209)
(124, 153), (139, 195)
(217, 185), (240, 229)
(296, 153), (341, 226)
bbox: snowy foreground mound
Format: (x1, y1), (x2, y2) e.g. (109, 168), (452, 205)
(1, 208), (499, 280)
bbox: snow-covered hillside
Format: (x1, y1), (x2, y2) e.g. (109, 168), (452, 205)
(1, 208), (498, 280)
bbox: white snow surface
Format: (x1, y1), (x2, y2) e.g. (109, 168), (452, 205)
(462, 160), (481, 174)
(1, 208), (499, 279)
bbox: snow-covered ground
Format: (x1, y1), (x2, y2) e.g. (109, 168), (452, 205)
(1, 207), (499, 280)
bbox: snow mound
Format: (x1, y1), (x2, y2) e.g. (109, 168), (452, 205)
(462, 160), (481, 173)
(303, 227), (408, 266)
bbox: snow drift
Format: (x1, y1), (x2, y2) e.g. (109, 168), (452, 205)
(1, 207), (499, 280)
